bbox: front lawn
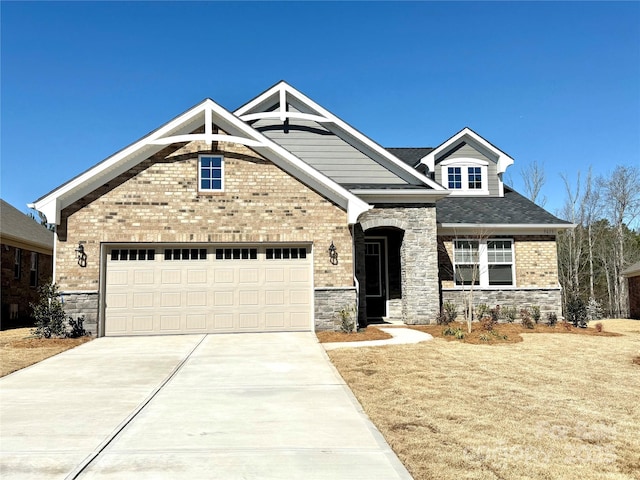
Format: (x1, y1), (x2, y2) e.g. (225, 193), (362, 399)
(327, 319), (640, 480)
(0, 328), (92, 377)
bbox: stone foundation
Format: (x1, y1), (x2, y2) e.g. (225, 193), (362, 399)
(314, 287), (358, 331)
(441, 288), (563, 320)
(60, 291), (99, 336)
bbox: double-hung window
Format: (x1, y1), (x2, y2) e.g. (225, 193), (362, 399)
(14, 248), (21, 279)
(198, 155), (224, 192)
(453, 239), (514, 287)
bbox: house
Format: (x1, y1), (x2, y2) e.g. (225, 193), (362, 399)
(622, 262), (640, 319)
(29, 81), (572, 337)
(1, 199), (54, 328)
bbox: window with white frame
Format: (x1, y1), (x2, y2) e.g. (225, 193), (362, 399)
(453, 239), (514, 287)
(441, 158), (488, 194)
(198, 155), (224, 192)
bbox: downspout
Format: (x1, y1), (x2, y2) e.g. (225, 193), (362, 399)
(351, 224), (360, 331)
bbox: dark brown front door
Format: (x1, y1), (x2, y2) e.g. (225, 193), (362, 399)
(365, 238), (387, 318)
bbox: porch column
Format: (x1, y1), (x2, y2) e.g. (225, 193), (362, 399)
(400, 206), (440, 324)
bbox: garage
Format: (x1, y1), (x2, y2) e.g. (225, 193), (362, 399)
(104, 245), (313, 336)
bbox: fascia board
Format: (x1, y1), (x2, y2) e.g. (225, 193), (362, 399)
(350, 190), (450, 204)
(235, 82), (446, 191)
(420, 127), (515, 174)
(0, 233), (53, 254)
(438, 223), (576, 235)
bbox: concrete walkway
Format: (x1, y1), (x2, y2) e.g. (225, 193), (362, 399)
(323, 327), (434, 351)
(0, 333), (412, 479)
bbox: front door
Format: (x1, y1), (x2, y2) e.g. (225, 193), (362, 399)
(365, 238), (387, 318)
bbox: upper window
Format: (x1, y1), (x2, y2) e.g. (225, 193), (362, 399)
(199, 155), (224, 192)
(441, 158), (488, 195)
(453, 239), (514, 287)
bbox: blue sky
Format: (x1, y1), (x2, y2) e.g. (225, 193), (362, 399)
(2, 1), (639, 220)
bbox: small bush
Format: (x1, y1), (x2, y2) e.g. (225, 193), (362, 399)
(566, 295), (588, 328)
(531, 306), (541, 324)
(480, 315), (497, 332)
(594, 322), (604, 333)
(442, 326), (465, 339)
(546, 312), (558, 327)
(479, 333), (491, 342)
(490, 305), (501, 323)
(501, 306), (517, 323)
(67, 316), (87, 338)
(337, 305), (356, 333)
(475, 303), (490, 321)
(30, 283), (67, 338)
(520, 309), (534, 329)
(443, 302), (458, 324)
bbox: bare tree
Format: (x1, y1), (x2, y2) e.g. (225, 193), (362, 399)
(598, 165), (640, 317)
(558, 171), (585, 305)
(521, 160), (547, 207)
(582, 168), (602, 299)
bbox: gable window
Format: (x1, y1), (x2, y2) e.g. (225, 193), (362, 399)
(14, 248), (22, 279)
(30, 252), (38, 287)
(441, 159), (488, 195)
(453, 239), (514, 287)
(199, 155), (224, 192)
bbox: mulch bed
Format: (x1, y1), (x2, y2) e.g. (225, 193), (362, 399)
(316, 326), (393, 343)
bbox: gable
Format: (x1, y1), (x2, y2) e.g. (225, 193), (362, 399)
(434, 142), (500, 196)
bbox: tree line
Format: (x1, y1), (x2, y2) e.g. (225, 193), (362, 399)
(522, 162), (640, 318)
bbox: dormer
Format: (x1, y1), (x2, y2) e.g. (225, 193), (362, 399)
(419, 128), (514, 197)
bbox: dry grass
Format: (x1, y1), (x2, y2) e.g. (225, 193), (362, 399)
(0, 328), (92, 377)
(328, 319), (640, 480)
(316, 326), (392, 343)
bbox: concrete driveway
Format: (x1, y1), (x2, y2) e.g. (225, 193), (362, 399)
(0, 333), (412, 479)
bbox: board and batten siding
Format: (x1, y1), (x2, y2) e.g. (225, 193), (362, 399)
(434, 142), (500, 195)
(253, 118), (406, 185)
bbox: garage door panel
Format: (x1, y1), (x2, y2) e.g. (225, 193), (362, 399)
(105, 245), (312, 336)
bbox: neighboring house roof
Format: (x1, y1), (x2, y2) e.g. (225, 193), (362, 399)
(622, 261), (640, 278)
(386, 148), (435, 167)
(0, 199), (54, 254)
(435, 186), (573, 230)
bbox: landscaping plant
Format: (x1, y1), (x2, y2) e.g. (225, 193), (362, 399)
(30, 283), (67, 338)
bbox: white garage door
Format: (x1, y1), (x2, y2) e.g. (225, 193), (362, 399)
(104, 245), (312, 336)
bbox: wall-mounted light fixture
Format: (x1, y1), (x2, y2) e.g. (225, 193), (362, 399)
(328, 241), (338, 265)
(75, 243), (87, 267)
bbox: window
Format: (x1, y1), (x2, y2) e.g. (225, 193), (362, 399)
(441, 159), (488, 195)
(453, 239), (514, 287)
(215, 248), (258, 260)
(199, 155), (224, 192)
(30, 252), (38, 287)
(111, 249), (156, 261)
(14, 248), (21, 279)
(266, 248), (306, 260)
(164, 248), (207, 260)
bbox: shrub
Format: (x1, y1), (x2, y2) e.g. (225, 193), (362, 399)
(442, 302), (458, 324)
(475, 303), (490, 321)
(594, 322), (604, 333)
(586, 297), (604, 322)
(67, 316), (87, 338)
(490, 305), (501, 323)
(520, 309), (534, 329)
(337, 305), (356, 333)
(30, 283), (67, 338)
(566, 295), (588, 328)
(480, 315), (497, 331)
(501, 306), (517, 323)
(442, 326), (465, 339)
(546, 312), (558, 327)
(531, 305), (541, 324)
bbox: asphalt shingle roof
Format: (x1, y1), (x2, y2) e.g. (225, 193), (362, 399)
(0, 199), (54, 251)
(435, 187), (572, 225)
(386, 148), (434, 167)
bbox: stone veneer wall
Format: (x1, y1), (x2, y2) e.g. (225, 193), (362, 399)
(55, 137), (355, 333)
(60, 291), (99, 335)
(358, 205), (439, 324)
(314, 287), (358, 331)
(441, 288), (563, 320)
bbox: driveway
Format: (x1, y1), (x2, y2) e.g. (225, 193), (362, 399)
(0, 333), (412, 479)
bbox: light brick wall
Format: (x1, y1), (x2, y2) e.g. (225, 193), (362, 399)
(438, 235), (559, 289)
(56, 140), (353, 293)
